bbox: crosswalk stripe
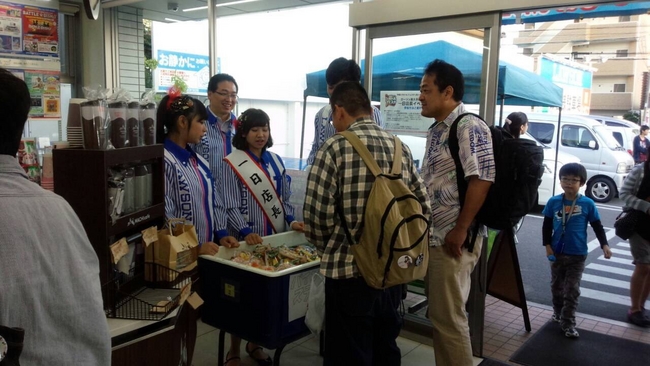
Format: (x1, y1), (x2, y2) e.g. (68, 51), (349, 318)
(580, 287), (650, 308)
(597, 256), (634, 265)
(617, 243), (630, 248)
(610, 248), (632, 256)
(586, 263), (634, 276)
(595, 203), (623, 211)
(581, 273), (629, 290)
(588, 229), (617, 252)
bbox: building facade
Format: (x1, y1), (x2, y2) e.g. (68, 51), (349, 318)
(514, 14), (650, 117)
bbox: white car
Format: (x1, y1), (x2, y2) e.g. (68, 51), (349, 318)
(396, 132), (583, 206)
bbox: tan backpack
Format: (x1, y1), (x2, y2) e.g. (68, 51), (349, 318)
(339, 131), (429, 289)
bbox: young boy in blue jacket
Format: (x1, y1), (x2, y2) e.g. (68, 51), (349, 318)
(542, 163), (612, 338)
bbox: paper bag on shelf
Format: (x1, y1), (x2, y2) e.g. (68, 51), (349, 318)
(144, 220), (199, 282)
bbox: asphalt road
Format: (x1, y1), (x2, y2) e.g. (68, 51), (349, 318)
(513, 197), (649, 324)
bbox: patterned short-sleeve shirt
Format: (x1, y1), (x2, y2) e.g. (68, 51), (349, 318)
(421, 103), (495, 246)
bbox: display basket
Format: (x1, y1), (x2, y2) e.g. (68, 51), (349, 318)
(199, 231), (320, 349)
(103, 262), (192, 321)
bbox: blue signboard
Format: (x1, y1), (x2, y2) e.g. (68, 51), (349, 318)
(155, 50), (212, 94)
(539, 58), (591, 89)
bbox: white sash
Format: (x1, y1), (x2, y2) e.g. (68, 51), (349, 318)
(224, 149), (286, 233)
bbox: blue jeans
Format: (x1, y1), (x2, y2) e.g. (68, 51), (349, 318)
(550, 254), (587, 328)
(324, 277), (402, 366)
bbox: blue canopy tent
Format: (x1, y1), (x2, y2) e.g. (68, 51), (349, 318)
(304, 40), (563, 108)
(299, 40), (564, 166)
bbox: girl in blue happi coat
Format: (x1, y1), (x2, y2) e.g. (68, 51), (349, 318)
(221, 108), (304, 366)
(157, 88), (239, 255)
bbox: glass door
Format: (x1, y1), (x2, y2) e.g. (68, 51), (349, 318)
(357, 12), (502, 356)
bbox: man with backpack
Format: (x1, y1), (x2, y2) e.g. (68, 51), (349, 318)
(304, 81), (431, 366)
(420, 59), (495, 366)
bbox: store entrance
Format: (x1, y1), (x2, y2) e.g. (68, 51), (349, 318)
(356, 13), (502, 357)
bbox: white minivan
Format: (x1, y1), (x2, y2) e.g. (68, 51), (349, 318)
(526, 113), (634, 203)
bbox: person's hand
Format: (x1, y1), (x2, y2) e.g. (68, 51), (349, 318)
(245, 233), (263, 245)
(199, 242), (219, 256)
(219, 236), (240, 248)
(291, 221), (305, 232)
(602, 245), (612, 259)
(545, 245), (554, 257)
(443, 226), (466, 258)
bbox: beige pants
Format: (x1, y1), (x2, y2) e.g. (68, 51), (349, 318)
(427, 237), (483, 366)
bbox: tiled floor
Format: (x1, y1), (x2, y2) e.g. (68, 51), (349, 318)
(191, 295), (650, 365)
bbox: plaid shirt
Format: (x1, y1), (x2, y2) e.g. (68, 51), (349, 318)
(422, 103), (495, 246)
(304, 118), (431, 279)
(306, 105), (384, 166)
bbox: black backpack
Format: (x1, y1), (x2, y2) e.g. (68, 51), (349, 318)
(449, 113), (544, 233)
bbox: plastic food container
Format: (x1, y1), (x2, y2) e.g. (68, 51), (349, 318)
(198, 231), (319, 348)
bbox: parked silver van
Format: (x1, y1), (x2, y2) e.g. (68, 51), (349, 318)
(526, 113), (634, 203)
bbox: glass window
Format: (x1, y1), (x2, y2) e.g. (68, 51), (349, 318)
(561, 125), (595, 149)
(593, 124), (622, 149)
(528, 122), (555, 144)
(149, 3), (353, 161)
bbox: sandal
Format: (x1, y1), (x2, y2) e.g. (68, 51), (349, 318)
(224, 351), (241, 366)
(246, 342), (273, 366)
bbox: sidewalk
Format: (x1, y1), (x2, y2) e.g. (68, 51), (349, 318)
(190, 295), (650, 365)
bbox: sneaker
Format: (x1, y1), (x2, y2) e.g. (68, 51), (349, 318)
(627, 311), (650, 327)
(563, 326), (579, 338)
(551, 313), (561, 323)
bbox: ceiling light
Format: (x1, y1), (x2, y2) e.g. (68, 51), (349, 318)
(164, 17), (182, 22)
(183, 0), (262, 12)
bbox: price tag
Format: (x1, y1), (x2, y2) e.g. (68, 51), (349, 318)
(187, 292), (204, 310)
(109, 237), (129, 264)
(141, 226), (157, 247)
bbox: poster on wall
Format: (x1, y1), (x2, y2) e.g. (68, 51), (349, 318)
(155, 49), (210, 94)
(0, 1), (22, 54)
(25, 69), (60, 118)
(0, 1), (58, 57)
(380, 91), (432, 135)
(21, 4), (58, 57)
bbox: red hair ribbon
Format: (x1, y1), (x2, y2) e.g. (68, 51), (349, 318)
(232, 117), (240, 130)
(166, 86), (182, 110)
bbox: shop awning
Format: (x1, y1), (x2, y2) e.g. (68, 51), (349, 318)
(502, 2), (650, 24)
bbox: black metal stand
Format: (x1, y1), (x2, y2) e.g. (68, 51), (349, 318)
(486, 229), (531, 332)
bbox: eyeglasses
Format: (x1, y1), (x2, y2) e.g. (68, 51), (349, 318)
(560, 177), (581, 184)
(214, 91), (238, 100)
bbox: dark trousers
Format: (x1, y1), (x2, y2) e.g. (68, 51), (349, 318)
(550, 254), (587, 328)
(324, 277), (402, 366)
